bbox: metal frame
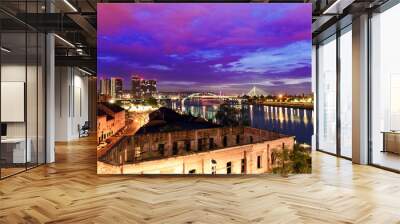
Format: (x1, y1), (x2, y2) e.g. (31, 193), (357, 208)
(25, 2), (28, 172)
(367, 11), (373, 165)
(315, 44), (319, 151)
(336, 26), (341, 157)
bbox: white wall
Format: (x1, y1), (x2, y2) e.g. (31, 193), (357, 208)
(54, 67), (89, 141)
(1, 64), (42, 137)
(1, 63), (46, 164)
(1, 64), (26, 138)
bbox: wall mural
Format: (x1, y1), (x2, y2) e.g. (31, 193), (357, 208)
(97, 3), (312, 175)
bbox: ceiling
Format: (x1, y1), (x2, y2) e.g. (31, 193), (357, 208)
(0, 0), (392, 73)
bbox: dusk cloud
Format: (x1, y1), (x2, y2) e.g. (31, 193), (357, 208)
(146, 64), (172, 71)
(215, 41), (311, 74)
(98, 3), (312, 94)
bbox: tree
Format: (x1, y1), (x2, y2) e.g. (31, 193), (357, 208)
(145, 97), (158, 107)
(239, 107), (250, 126)
(272, 147), (292, 177)
(215, 103), (239, 126)
(290, 144), (312, 174)
(216, 103), (251, 127)
(272, 144), (312, 177)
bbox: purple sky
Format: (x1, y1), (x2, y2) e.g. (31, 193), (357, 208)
(98, 3), (312, 95)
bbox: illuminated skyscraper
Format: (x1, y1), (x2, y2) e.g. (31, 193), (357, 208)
(143, 79), (157, 97)
(99, 78), (111, 96)
(131, 75), (142, 97)
(111, 77), (123, 98)
(131, 75), (157, 98)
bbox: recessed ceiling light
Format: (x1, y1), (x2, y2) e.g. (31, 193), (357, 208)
(1, 47), (11, 53)
(322, 0), (355, 15)
(54, 34), (75, 48)
(78, 67), (93, 76)
(63, 0), (78, 12)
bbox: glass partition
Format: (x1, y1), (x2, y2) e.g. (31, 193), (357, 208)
(1, 30), (27, 177)
(339, 27), (352, 158)
(0, 1), (46, 179)
(370, 3), (400, 171)
(317, 35), (337, 154)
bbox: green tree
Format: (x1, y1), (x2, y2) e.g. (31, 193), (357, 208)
(216, 103), (251, 127)
(215, 103), (239, 126)
(272, 144), (312, 176)
(239, 107), (250, 126)
(272, 147), (292, 177)
(145, 97), (158, 107)
(290, 144), (312, 174)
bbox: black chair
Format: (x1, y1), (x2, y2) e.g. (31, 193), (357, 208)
(79, 121), (90, 138)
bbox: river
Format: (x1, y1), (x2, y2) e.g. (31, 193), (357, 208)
(165, 100), (314, 145)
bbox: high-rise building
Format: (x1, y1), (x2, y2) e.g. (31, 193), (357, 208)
(146, 80), (157, 97)
(131, 76), (157, 98)
(111, 77), (123, 98)
(99, 78), (111, 96)
(140, 79), (157, 98)
(131, 75), (142, 98)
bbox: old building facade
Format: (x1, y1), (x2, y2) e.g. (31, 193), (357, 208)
(97, 102), (126, 143)
(98, 127), (294, 174)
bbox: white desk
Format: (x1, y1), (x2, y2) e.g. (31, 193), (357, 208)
(1, 138), (31, 163)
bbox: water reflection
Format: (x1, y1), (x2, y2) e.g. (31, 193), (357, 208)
(164, 100), (314, 144)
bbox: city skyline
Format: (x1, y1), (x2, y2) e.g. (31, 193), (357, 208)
(98, 3), (312, 95)
(98, 75), (313, 97)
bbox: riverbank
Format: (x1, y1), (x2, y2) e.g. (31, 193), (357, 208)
(262, 102), (313, 110)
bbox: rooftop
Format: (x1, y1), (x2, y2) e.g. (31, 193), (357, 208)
(135, 107), (221, 135)
(97, 109), (113, 121)
(98, 102), (124, 113)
